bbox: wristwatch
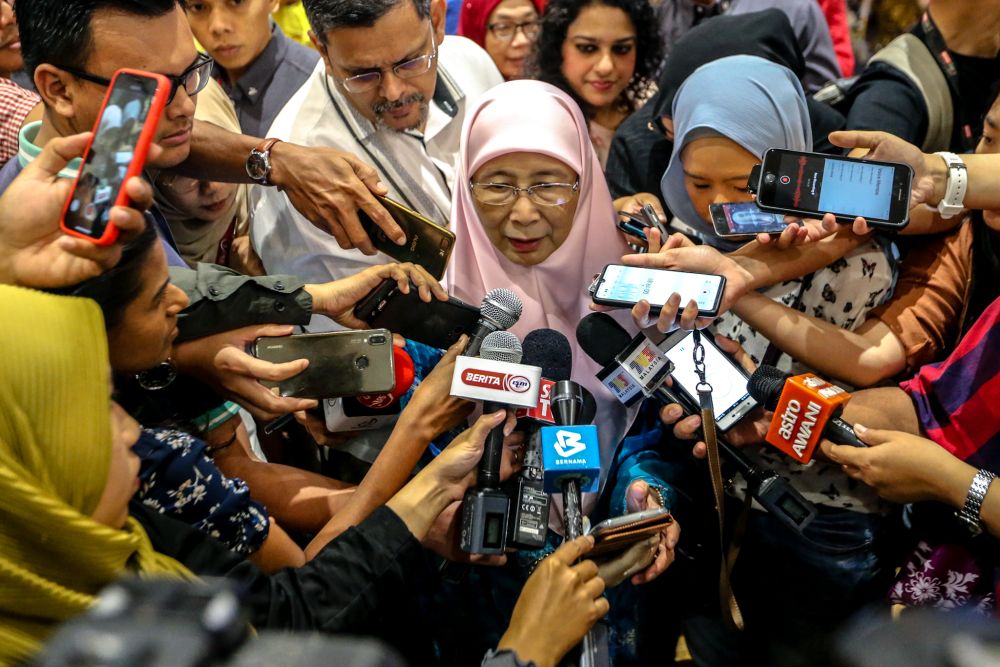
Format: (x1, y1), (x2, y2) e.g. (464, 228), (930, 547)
(245, 138), (282, 186)
(956, 469), (996, 536)
(933, 151), (968, 219)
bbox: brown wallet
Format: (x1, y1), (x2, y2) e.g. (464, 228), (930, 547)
(587, 508), (673, 558)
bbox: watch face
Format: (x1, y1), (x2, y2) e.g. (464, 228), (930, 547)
(246, 151), (268, 181)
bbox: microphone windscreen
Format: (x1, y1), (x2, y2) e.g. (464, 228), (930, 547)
(576, 312), (632, 367)
(522, 329), (573, 382)
(481, 330), (523, 364)
(747, 365), (791, 411)
(482, 288), (523, 330)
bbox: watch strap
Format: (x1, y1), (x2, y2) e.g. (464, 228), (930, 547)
(247, 138), (282, 185)
(956, 469), (996, 536)
(934, 151), (968, 219)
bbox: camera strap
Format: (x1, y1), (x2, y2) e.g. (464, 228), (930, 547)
(692, 329), (745, 631)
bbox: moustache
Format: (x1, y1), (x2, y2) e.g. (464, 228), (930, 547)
(371, 92), (426, 117)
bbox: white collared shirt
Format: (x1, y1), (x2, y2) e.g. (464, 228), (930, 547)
(251, 36), (502, 300)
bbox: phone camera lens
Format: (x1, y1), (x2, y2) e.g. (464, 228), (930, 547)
(764, 173), (777, 185)
(355, 355), (370, 370)
(368, 334), (387, 346)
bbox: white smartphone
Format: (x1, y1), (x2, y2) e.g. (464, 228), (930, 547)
(589, 264), (726, 318)
(659, 330), (758, 432)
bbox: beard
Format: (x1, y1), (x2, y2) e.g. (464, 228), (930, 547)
(371, 92), (428, 131)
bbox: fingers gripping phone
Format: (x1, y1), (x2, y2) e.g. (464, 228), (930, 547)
(60, 69), (171, 245)
(249, 329), (395, 399)
(751, 148), (913, 230)
(589, 264), (726, 318)
(659, 330), (758, 432)
(353, 278), (480, 349)
(358, 196), (455, 279)
(710, 202), (788, 239)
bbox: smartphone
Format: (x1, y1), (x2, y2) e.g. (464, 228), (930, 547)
(710, 202), (787, 239)
(250, 329), (395, 399)
(753, 148), (912, 230)
(589, 264), (725, 318)
(586, 507), (674, 557)
(358, 196), (455, 279)
(659, 329), (758, 432)
(616, 218), (649, 242)
(353, 279), (480, 349)
(60, 69), (171, 245)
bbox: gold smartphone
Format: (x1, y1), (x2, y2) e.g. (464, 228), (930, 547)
(359, 196), (455, 279)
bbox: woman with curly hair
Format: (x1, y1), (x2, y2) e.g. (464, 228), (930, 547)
(531, 0), (661, 168)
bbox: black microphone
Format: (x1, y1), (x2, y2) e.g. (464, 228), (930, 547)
(548, 380), (598, 540)
(504, 329), (573, 549)
(465, 288), (523, 357)
(576, 313), (675, 405)
(576, 313), (817, 534)
(747, 365), (867, 450)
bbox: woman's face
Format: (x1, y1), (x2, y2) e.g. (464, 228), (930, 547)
(483, 0), (540, 80)
(158, 174), (239, 223)
(976, 95), (1000, 230)
(472, 152), (580, 266)
(559, 3), (637, 113)
(107, 243), (190, 373)
(680, 135), (760, 227)
(91, 400), (142, 530)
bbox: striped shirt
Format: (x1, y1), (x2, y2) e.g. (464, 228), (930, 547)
(900, 296), (1000, 469)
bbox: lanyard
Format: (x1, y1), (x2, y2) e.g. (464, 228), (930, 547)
(920, 11), (977, 152)
(692, 329), (744, 630)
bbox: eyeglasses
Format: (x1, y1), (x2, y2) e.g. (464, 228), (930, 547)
(58, 53), (215, 106)
(487, 20), (541, 42)
(334, 25), (437, 94)
(470, 180), (580, 207)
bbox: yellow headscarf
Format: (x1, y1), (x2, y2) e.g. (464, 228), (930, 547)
(0, 286), (193, 664)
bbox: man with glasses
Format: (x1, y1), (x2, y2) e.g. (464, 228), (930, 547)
(181, 0), (320, 138)
(252, 0), (503, 285)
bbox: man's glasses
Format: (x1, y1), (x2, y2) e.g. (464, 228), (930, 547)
(486, 20), (541, 42)
(58, 53), (215, 106)
(334, 25), (437, 94)
(470, 180), (580, 207)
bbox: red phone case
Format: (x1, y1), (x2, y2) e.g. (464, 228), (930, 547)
(59, 68), (171, 246)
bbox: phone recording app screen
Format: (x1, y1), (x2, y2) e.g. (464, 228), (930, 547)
(665, 332), (751, 419)
(65, 76), (155, 236)
(597, 265), (722, 310)
(723, 203), (786, 234)
(773, 153), (893, 220)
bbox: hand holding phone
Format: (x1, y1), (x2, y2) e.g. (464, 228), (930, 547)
(710, 202), (788, 239)
(60, 69), (171, 245)
(357, 196), (455, 279)
(751, 148), (912, 230)
(590, 264), (726, 318)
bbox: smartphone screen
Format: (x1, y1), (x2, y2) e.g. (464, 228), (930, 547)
(759, 150), (909, 222)
(661, 330), (757, 431)
(63, 73), (159, 238)
(594, 265), (724, 313)
(711, 202), (787, 236)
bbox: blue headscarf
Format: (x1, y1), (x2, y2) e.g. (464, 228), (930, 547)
(660, 55), (812, 249)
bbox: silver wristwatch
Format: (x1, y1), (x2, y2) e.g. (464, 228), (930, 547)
(956, 469), (996, 536)
(245, 138), (281, 186)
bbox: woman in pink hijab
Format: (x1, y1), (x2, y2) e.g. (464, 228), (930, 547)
(446, 81), (679, 590)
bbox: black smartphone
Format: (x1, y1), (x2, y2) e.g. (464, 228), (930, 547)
(589, 264), (725, 318)
(709, 202), (788, 239)
(753, 148), (912, 230)
(353, 279), (480, 349)
(659, 329), (758, 432)
(249, 329), (395, 399)
(358, 196), (455, 279)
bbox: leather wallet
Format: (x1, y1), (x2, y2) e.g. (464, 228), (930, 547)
(586, 507), (673, 558)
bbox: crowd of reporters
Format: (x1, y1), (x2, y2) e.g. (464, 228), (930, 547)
(0, 0), (998, 665)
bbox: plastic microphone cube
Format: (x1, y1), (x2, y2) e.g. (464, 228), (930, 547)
(450, 355), (542, 408)
(766, 374), (851, 463)
(541, 425), (601, 494)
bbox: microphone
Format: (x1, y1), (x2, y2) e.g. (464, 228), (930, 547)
(577, 313), (818, 534)
(453, 331), (543, 555)
(747, 365), (867, 463)
(505, 329), (573, 549)
(465, 288), (523, 357)
(541, 381), (600, 540)
(576, 313), (675, 406)
(323, 346), (415, 432)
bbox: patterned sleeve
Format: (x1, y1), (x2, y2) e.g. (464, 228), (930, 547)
(0, 79), (39, 165)
(134, 428), (270, 555)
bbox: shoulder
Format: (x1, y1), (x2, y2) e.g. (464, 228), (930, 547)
(283, 37), (322, 73)
(266, 59), (327, 140)
(439, 35), (504, 95)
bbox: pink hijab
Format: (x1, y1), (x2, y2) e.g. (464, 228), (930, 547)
(446, 80), (636, 530)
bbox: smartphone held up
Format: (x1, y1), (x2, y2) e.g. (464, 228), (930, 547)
(60, 69), (171, 245)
